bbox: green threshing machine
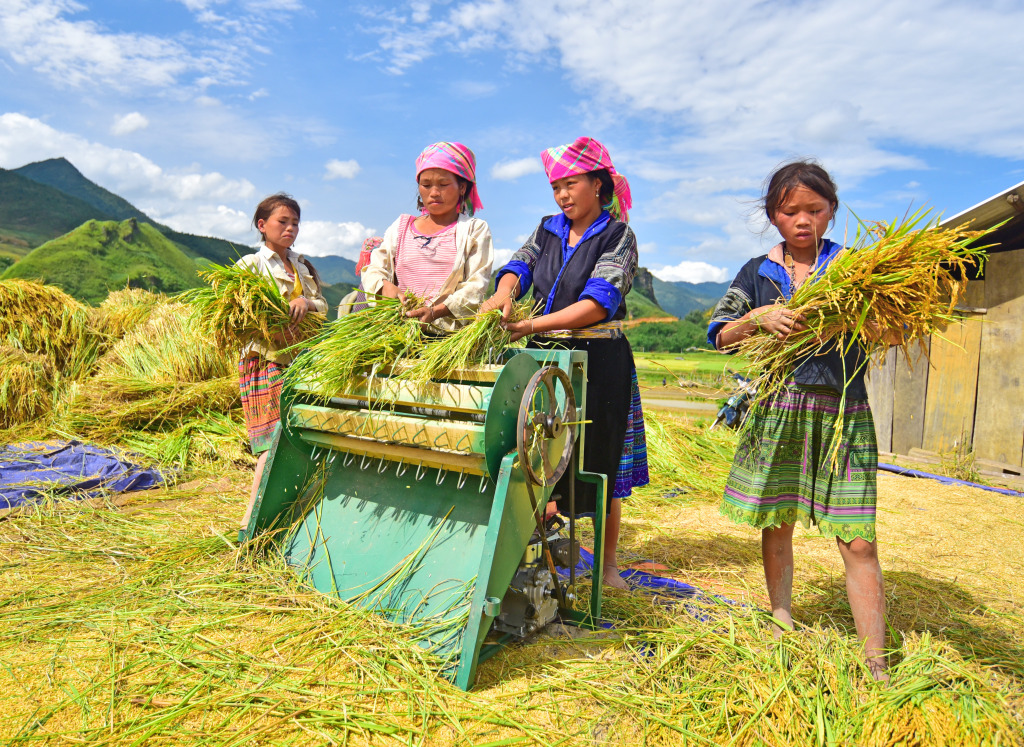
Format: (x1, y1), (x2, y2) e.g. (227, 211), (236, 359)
(244, 349), (608, 690)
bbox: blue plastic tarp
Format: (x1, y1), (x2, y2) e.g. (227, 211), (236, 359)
(0, 441), (166, 510)
(570, 546), (736, 615)
(878, 462), (1023, 497)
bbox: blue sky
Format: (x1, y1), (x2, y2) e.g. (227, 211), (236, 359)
(1, 0), (1022, 283)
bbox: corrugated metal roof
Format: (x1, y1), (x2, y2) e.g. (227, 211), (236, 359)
(940, 178), (1024, 229)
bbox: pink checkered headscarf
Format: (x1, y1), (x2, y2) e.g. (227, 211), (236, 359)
(541, 136), (632, 222)
(415, 142), (483, 214)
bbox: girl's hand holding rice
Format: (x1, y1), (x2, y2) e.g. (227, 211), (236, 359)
(752, 305), (806, 340)
(288, 296), (311, 324)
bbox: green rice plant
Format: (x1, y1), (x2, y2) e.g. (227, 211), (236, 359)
(736, 210), (991, 465)
(0, 278), (102, 378)
(284, 296), (423, 396)
(0, 346), (55, 429)
(405, 301), (536, 381)
(180, 260), (324, 351)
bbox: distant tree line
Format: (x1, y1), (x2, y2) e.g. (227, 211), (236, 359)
(625, 309), (713, 352)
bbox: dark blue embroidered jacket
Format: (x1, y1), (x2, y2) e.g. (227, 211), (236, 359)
(497, 211), (637, 321)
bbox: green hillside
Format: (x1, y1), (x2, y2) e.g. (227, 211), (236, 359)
(626, 290), (673, 320)
(13, 158), (240, 265)
(15, 158), (150, 224)
(651, 277), (730, 317)
(2, 218), (202, 304)
(0, 169), (112, 258)
(311, 255), (360, 286)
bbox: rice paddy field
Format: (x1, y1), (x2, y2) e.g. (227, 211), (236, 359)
(2, 278), (1023, 745)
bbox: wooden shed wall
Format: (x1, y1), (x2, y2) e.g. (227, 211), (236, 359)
(866, 247), (1024, 467)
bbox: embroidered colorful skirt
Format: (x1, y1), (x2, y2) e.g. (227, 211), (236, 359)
(613, 369), (649, 499)
(720, 384), (878, 543)
(239, 356), (285, 454)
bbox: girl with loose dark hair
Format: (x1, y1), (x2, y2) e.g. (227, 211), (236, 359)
(237, 192), (326, 537)
(707, 160), (890, 681)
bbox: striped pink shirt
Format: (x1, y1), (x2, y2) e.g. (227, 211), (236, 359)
(395, 215), (458, 300)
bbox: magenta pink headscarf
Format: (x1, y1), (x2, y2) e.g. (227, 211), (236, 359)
(415, 142), (483, 214)
(541, 136), (632, 222)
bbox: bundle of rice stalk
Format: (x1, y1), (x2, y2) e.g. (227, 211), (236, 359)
(90, 287), (165, 340)
(284, 296), (423, 396)
(404, 301), (536, 381)
(736, 210), (990, 462)
(181, 260), (324, 351)
(68, 304), (239, 437)
(0, 279), (102, 377)
(0, 346), (55, 428)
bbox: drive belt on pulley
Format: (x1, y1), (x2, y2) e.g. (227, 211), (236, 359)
(516, 366), (577, 609)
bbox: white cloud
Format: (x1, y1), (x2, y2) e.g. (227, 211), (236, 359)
(491, 156), (542, 181)
(492, 247), (514, 267)
(295, 220), (375, 259)
(650, 261), (730, 284)
(0, 0), (210, 90)
(110, 112), (149, 136)
(0, 0), (307, 95)
(365, 0), (1024, 268)
(0, 112), (256, 234)
(324, 158), (361, 180)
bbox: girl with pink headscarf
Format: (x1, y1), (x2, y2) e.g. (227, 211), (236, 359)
(481, 136), (648, 590)
(362, 142), (493, 330)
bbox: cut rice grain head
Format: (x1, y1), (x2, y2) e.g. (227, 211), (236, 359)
(0, 345), (55, 429)
(403, 301), (536, 382)
(284, 296), (423, 397)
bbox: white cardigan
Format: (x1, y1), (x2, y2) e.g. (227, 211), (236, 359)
(361, 213), (494, 331)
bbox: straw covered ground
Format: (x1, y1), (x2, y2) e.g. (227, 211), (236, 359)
(2, 405), (1022, 745)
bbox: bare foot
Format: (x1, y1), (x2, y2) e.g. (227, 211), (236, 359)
(868, 659), (890, 685)
(769, 610), (795, 641)
(603, 564), (629, 590)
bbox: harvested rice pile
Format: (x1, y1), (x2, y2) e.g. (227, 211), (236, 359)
(0, 278), (102, 378)
(0, 459), (1020, 744)
(68, 302), (239, 438)
(181, 260), (324, 350)
(90, 287), (165, 340)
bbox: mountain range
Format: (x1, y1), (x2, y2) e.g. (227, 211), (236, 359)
(0, 157), (728, 317)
